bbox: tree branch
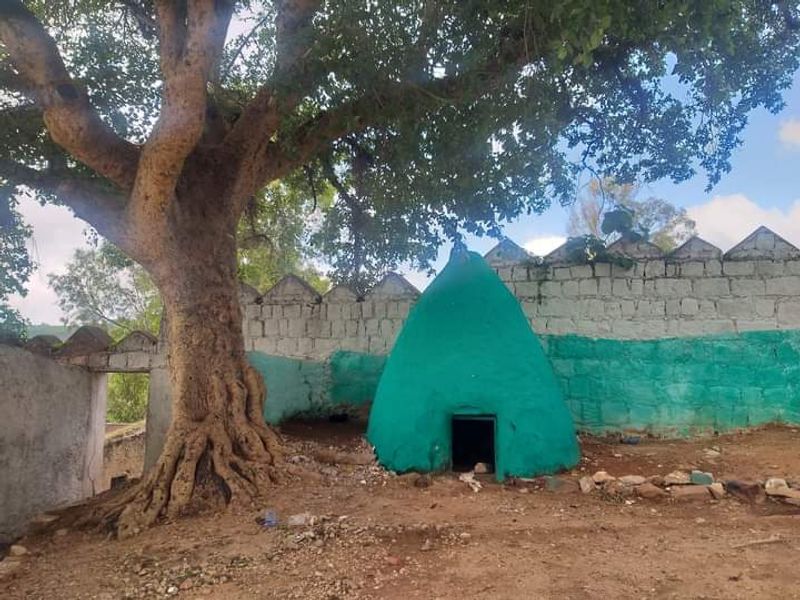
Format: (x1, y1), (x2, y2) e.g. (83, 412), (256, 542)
(130, 0), (233, 216)
(0, 158), (131, 249)
(0, 1), (140, 190)
(223, 0), (321, 202)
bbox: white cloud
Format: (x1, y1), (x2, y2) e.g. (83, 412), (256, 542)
(523, 235), (566, 257)
(778, 118), (800, 149)
(8, 195), (91, 324)
(687, 194), (800, 251)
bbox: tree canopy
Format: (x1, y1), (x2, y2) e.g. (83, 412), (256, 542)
(1, 1), (798, 285)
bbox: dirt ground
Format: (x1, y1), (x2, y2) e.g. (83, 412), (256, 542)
(2, 422), (800, 600)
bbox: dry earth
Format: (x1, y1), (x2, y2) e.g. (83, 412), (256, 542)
(2, 422), (800, 600)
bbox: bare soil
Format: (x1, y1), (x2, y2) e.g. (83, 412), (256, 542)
(2, 422), (800, 600)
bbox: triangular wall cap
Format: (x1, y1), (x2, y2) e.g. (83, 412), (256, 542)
(23, 334), (62, 355)
(542, 241), (572, 265)
(238, 281), (261, 304)
(484, 238), (533, 266)
(56, 325), (113, 357)
(724, 226), (800, 260)
(366, 273), (420, 299)
(261, 274), (321, 304)
(607, 237), (664, 259)
(668, 235), (722, 261)
(114, 330), (158, 353)
(322, 284), (359, 303)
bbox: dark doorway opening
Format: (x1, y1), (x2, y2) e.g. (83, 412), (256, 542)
(451, 415), (496, 473)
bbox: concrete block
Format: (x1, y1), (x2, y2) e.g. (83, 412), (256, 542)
(397, 301), (412, 319)
(261, 304), (273, 319)
(593, 263), (611, 277)
(680, 298), (699, 316)
(611, 263), (635, 277)
(717, 298), (754, 319)
(655, 278), (692, 297)
(372, 301), (388, 318)
(578, 278), (598, 296)
(544, 318), (575, 335)
(326, 303), (343, 319)
(665, 299), (681, 316)
(723, 261), (755, 276)
(766, 276), (800, 295)
(604, 301), (622, 318)
(730, 278), (766, 296)
(540, 280), (560, 296)
(511, 265), (529, 281)
(297, 337), (314, 356)
(529, 317), (547, 333)
(379, 318), (396, 337)
(562, 280), (580, 297)
(630, 279), (644, 295)
(693, 277), (730, 296)
(345, 319), (360, 337)
(331, 319), (346, 338)
(579, 298), (605, 318)
(755, 260), (785, 276)
(679, 261), (705, 277)
(574, 319), (612, 336)
(755, 298), (775, 317)
(368, 336), (387, 354)
(553, 267), (572, 280)
(570, 264), (593, 279)
(665, 263), (678, 277)
(108, 353), (127, 370)
(644, 260), (666, 278)
(597, 277), (612, 296)
(360, 301), (374, 319)
(288, 318), (305, 337)
(784, 260), (800, 275)
(735, 320), (777, 332)
(365, 318), (380, 335)
(704, 260), (723, 276)
(314, 338), (337, 356)
(497, 267), (513, 281)
(276, 337), (298, 355)
(282, 304), (302, 319)
(612, 278), (629, 296)
(245, 304), (262, 320)
(248, 319), (264, 337)
(253, 337), (278, 354)
(521, 301), (538, 319)
(777, 300), (800, 327)
(514, 281), (539, 298)
(539, 298), (574, 317)
(611, 320), (648, 338)
(697, 299), (718, 316)
(126, 352), (151, 371)
(620, 300), (635, 316)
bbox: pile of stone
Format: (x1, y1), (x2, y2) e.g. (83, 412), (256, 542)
(574, 470), (800, 505)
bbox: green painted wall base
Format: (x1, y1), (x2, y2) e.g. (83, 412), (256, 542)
(544, 329), (800, 435)
(247, 351), (385, 424)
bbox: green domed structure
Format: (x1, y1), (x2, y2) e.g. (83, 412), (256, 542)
(366, 248), (580, 480)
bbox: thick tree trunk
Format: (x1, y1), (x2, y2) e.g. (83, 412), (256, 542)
(90, 194), (282, 538)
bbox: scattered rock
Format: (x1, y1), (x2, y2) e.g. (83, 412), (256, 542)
(764, 478), (800, 499)
(413, 474), (432, 488)
(621, 435), (641, 445)
(287, 512), (315, 528)
(579, 476), (595, 494)
(619, 475), (647, 486)
(664, 471), (691, 485)
(670, 485), (710, 501)
(166, 584), (178, 595)
(385, 555), (403, 567)
(179, 578), (194, 591)
(473, 462), (490, 474)
(708, 482), (726, 499)
(725, 480), (766, 504)
(544, 476), (578, 493)
(29, 513), (59, 526)
(421, 539), (433, 551)
(54, 528), (69, 538)
(0, 558), (22, 580)
(635, 482), (668, 499)
(458, 472), (482, 493)
(703, 448), (721, 459)
(648, 475), (665, 487)
(8, 545), (27, 557)
(592, 471), (616, 484)
(690, 470), (714, 485)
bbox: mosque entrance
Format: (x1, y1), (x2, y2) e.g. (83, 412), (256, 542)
(451, 415), (496, 473)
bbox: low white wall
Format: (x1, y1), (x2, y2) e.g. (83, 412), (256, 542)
(0, 345), (106, 542)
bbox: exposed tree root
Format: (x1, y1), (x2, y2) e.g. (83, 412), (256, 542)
(81, 366), (284, 539)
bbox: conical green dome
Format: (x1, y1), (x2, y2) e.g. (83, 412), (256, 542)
(367, 249), (580, 479)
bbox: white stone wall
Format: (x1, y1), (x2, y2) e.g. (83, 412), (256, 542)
(242, 226), (800, 353)
(244, 273), (418, 360)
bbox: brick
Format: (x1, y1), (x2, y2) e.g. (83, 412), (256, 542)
(755, 298), (775, 317)
(693, 277), (730, 296)
(562, 280), (580, 297)
(679, 261), (705, 277)
(766, 276), (800, 295)
(723, 261), (755, 276)
(578, 278), (598, 296)
(777, 300), (800, 326)
(730, 278), (766, 296)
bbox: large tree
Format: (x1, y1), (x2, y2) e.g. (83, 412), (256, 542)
(0, 1), (797, 536)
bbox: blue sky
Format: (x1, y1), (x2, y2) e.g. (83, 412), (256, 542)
(10, 70), (800, 322)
